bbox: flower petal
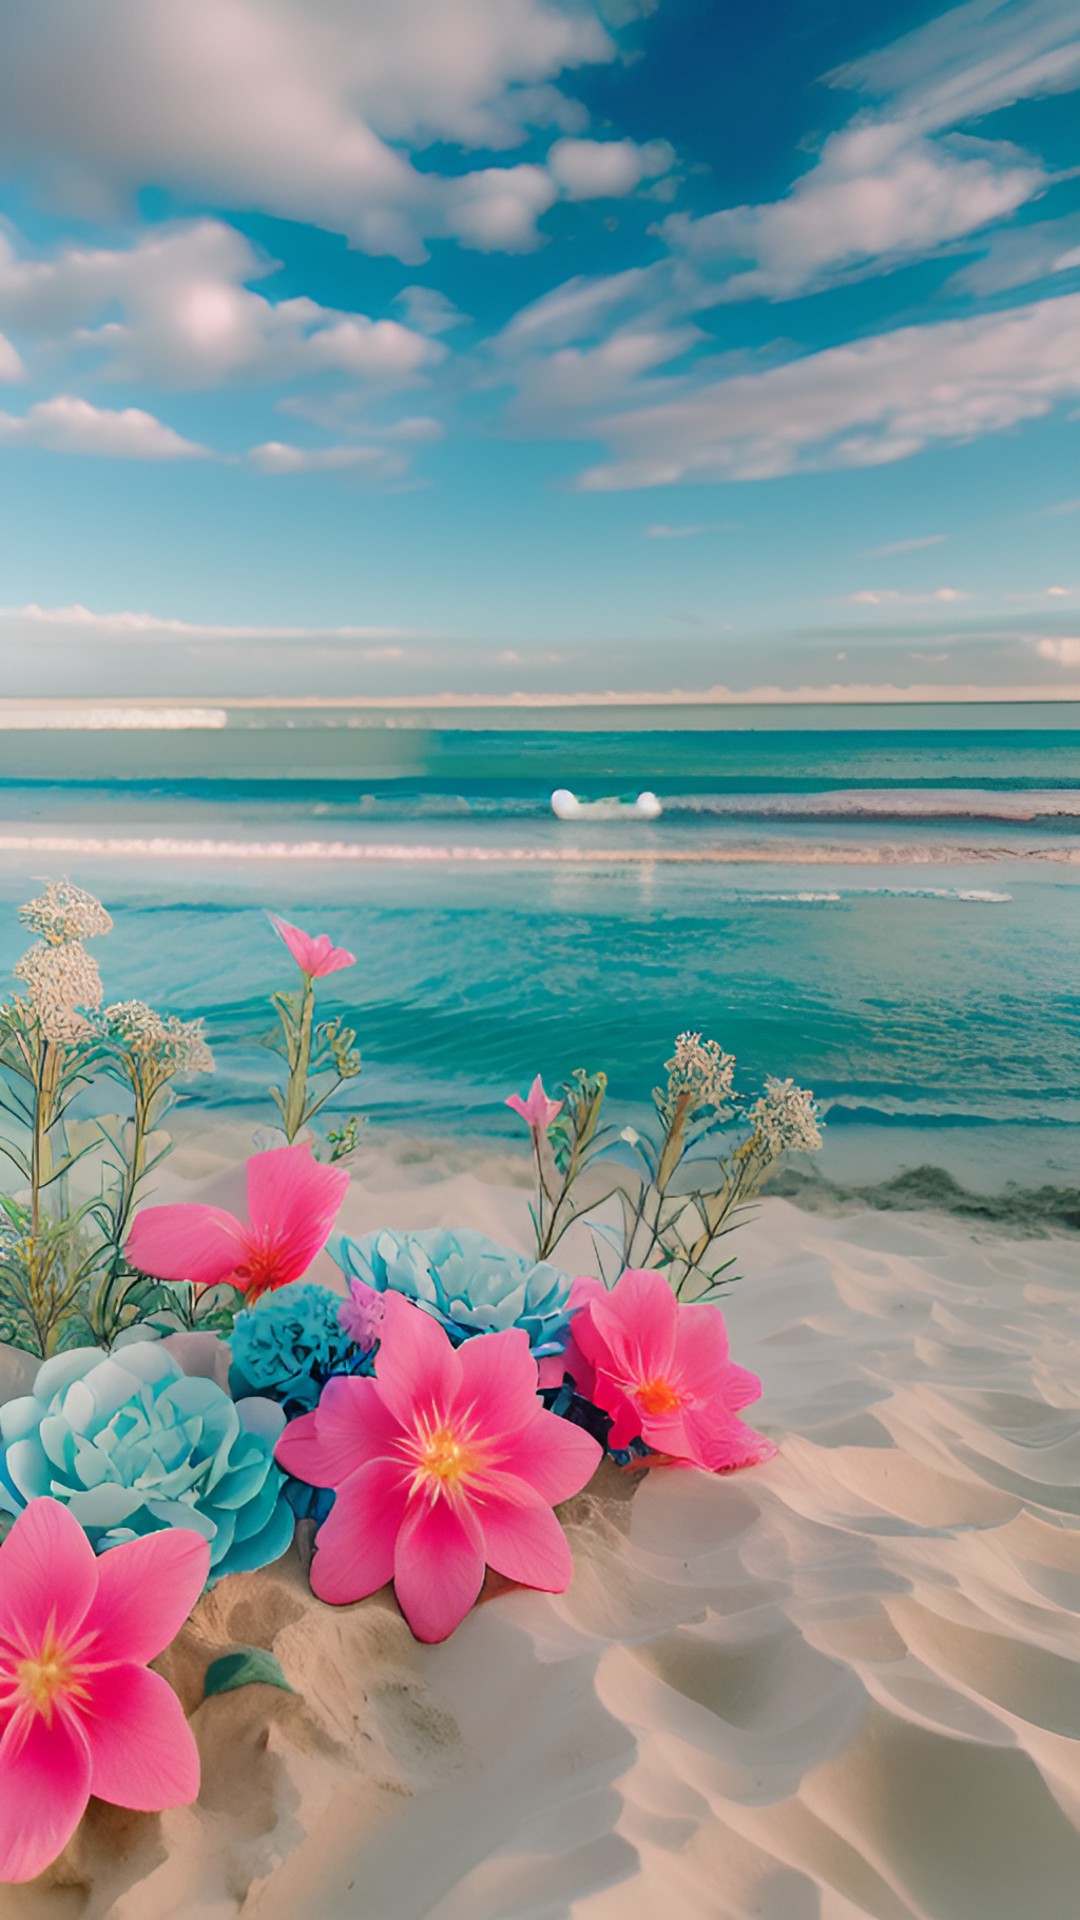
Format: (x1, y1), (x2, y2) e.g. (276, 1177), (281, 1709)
(83, 1528), (210, 1664)
(309, 1460), (409, 1606)
(508, 1407), (603, 1505)
(685, 1406), (778, 1473)
(126, 1203), (249, 1288)
(0, 1497), (98, 1649)
(371, 1291), (461, 1428)
(83, 1663), (200, 1810)
(275, 1376), (400, 1488)
(583, 1268), (678, 1382)
(452, 1328), (539, 1435)
(0, 1704), (92, 1883)
(393, 1496), (484, 1642)
(245, 1145), (350, 1286)
(478, 1478), (574, 1592)
(270, 915), (355, 977)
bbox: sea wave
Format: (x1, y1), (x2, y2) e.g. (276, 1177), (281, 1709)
(663, 787), (1080, 820)
(0, 833), (1068, 879)
(0, 831), (1073, 869)
(0, 706), (227, 730)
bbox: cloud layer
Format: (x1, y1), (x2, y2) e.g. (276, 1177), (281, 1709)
(576, 293), (1080, 487)
(0, 0), (617, 259)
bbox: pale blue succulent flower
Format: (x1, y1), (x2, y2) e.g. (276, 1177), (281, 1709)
(334, 1227), (574, 1357)
(229, 1281), (374, 1416)
(0, 1341), (293, 1585)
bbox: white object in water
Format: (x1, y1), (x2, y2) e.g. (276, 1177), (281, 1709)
(550, 789), (663, 820)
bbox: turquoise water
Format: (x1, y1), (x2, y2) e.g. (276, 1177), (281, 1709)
(1, 709), (1077, 1211)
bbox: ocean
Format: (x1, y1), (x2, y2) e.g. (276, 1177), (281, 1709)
(1, 702), (1077, 1222)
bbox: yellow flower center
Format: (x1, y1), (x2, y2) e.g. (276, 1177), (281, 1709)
(417, 1423), (479, 1489)
(636, 1376), (683, 1416)
(16, 1633), (86, 1722)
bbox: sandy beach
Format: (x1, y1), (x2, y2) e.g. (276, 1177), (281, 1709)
(5, 1142), (1077, 1920)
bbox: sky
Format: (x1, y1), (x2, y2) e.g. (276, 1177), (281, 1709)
(0, 0), (1078, 699)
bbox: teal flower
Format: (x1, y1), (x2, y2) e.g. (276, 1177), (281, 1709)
(0, 1341), (293, 1585)
(334, 1227), (574, 1358)
(230, 1281), (374, 1416)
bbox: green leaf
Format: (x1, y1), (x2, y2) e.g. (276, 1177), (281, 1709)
(203, 1648), (295, 1700)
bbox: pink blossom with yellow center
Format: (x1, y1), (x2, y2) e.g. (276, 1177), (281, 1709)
(0, 1498), (209, 1884)
(276, 1292), (602, 1642)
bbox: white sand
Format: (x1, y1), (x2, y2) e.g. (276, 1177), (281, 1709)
(4, 1143), (1079, 1920)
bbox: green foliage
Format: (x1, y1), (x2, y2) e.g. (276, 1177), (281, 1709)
(0, 883), (216, 1354)
(263, 985), (363, 1157)
(524, 1036), (823, 1300)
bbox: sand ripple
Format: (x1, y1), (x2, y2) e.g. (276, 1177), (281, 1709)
(8, 1200), (1079, 1920)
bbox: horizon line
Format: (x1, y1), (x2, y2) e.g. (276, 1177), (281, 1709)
(1, 683), (1079, 715)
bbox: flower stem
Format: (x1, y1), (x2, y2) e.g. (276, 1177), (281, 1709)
(283, 975), (315, 1141)
(30, 1039), (61, 1234)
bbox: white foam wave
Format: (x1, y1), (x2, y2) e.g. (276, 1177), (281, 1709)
(0, 831), (1064, 875)
(667, 787), (1080, 820)
(0, 707), (227, 731)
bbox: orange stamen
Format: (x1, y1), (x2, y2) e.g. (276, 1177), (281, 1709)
(636, 1377), (683, 1416)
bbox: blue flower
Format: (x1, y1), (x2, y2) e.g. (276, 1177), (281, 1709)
(334, 1227), (575, 1357)
(0, 1341), (294, 1585)
(230, 1281), (374, 1416)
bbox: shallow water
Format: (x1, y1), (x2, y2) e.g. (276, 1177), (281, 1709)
(1, 710), (1077, 1208)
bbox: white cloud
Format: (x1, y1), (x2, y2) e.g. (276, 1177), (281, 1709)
(393, 286), (469, 335)
(248, 440), (408, 477)
(662, 125), (1046, 299)
(945, 208), (1080, 294)
(0, 0), (616, 261)
(654, 1), (1080, 303)
(0, 221), (442, 388)
(0, 332), (25, 382)
(495, 268), (656, 352)
(441, 164), (556, 252)
(0, 395), (207, 459)
(1036, 636), (1080, 664)
(574, 292), (1080, 487)
(0, 603), (419, 642)
(547, 136), (674, 200)
(848, 588), (970, 604)
(828, 0), (1080, 134)
(508, 324), (703, 420)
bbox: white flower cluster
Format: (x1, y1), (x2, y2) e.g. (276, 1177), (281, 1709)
(13, 940), (104, 1044)
(748, 1077), (823, 1156)
(11, 881), (112, 1045)
(19, 880), (112, 946)
(103, 1000), (214, 1078)
(656, 1030), (736, 1122)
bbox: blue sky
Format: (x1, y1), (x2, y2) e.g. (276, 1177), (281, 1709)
(0, 0), (1077, 697)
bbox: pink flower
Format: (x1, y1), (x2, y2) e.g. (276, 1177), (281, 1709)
(563, 1269), (777, 1474)
(275, 1292), (602, 1642)
(126, 1143), (350, 1302)
(505, 1074), (563, 1136)
(0, 1497), (208, 1884)
(270, 913), (356, 979)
